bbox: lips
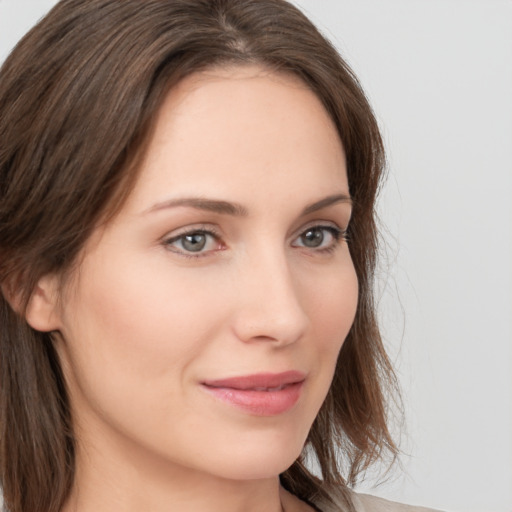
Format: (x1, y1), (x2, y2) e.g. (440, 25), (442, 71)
(201, 371), (305, 416)
(203, 371), (305, 390)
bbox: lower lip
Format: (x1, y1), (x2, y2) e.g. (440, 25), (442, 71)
(202, 382), (303, 416)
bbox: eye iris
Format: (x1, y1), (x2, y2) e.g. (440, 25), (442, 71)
(302, 228), (324, 248)
(182, 233), (207, 252)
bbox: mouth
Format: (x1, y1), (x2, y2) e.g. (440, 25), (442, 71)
(201, 371), (306, 416)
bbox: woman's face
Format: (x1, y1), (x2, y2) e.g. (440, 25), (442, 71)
(45, 66), (358, 481)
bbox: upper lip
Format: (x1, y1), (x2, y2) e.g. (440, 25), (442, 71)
(202, 371), (306, 390)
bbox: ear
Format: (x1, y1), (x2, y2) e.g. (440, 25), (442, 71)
(23, 274), (62, 333)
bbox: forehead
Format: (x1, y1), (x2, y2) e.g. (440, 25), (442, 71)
(125, 65), (347, 212)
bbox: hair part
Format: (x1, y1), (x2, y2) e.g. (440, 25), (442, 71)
(0, 1), (399, 511)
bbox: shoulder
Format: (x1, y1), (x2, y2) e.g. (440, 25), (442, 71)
(349, 492), (443, 512)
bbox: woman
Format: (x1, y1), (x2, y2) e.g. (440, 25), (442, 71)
(0, 1), (439, 511)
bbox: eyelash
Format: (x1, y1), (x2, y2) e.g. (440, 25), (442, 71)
(162, 224), (348, 259)
(293, 225), (348, 254)
(163, 225), (223, 259)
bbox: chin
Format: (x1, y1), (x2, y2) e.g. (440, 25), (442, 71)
(195, 428), (307, 481)
(214, 454), (299, 481)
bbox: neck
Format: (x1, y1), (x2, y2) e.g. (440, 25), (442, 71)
(63, 475), (285, 512)
(62, 432), (286, 512)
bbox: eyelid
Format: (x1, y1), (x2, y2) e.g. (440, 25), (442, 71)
(161, 224), (224, 257)
(163, 223), (220, 239)
(160, 219), (349, 259)
(291, 221), (348, 253)
(293, 220), (347, 239)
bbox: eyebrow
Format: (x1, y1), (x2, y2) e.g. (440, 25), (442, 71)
(145, 193), (352, 217)
(147, 197), (248, 216)
(301, 193), (352, 215)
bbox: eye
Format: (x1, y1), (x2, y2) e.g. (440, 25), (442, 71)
(164, 229), (222, 256)
(292, 225), (345, 252)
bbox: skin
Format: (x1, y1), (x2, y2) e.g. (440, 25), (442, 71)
(27, 66), (358, 512)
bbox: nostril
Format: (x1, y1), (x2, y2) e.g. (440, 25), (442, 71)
(231, 300), (308, 346)
(230, 254), (309, 344)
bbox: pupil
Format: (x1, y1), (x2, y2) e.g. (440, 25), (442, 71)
(302, 229), (323, 248)
(183, 233), (206, 252)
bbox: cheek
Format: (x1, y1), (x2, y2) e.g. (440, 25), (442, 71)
(68, 264), (225, 377)
(57, 258), (224, 419)
(56, 257), (238, 463)
(297, 258), (358, 393)
(306, 260), (358, 347)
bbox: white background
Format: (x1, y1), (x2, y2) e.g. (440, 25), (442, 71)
(1, 2), (511, 512)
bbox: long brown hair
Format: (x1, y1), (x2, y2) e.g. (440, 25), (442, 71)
(0, 1), (399, 511)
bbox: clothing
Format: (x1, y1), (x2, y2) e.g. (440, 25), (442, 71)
(352, 493), (442, 512)
(315, 491), (443, 512)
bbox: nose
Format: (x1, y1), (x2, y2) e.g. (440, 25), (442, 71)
(230, 247), (309, 346)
